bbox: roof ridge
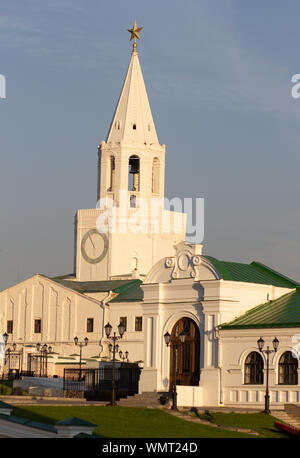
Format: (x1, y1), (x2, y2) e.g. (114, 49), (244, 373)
(251, 261), (299, 286)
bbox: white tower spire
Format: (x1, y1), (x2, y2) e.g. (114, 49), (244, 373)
(106, 23), (159, 145)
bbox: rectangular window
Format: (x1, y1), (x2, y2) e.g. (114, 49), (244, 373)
(135, 317), (143, 332)
(120, 317), (127, 332)
(34, 319), (41, 334)
(7, 320), (13, 334)
(87, 318), (94, 333)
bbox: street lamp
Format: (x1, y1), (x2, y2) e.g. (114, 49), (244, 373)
(164, 330), (186, 410)
(257, 336), (279, 414)
(104, 322), (126, 406)
(119, 350), (129, 362)
(74, 337), (88, 380)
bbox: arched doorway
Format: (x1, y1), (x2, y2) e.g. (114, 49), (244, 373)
(169, 317), (200, 387)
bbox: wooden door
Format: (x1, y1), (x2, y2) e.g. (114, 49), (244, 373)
(169, 318), (200, 387)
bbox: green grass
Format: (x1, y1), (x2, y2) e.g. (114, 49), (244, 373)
(0, 380), (13, 395)
(11, 406), (258, 438)
(190, 411), (288, 438)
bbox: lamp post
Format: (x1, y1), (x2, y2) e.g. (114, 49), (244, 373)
(2, 333), (9, 378)
(164, 330), (186, 411)
(36, 343), (52, 377)
(104, 322), (126, 406)
(74, 336), (88, 380)
(257, 336), (279, 414)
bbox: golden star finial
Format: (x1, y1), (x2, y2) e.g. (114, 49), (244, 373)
(128, 21), (143, 52)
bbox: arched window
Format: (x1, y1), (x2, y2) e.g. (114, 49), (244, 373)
(128, 155), (140, 191)
(244, 352), (264, 385)
(152, 157), (160, 194)
(108, 156), (115, 191)
(279, 351), (298, 385)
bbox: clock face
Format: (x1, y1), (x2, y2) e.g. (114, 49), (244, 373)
(81, 229), (108, 264)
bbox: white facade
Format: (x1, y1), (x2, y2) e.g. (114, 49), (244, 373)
(0, 31), (299, 408)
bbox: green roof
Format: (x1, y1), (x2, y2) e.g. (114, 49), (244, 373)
(110, 279), (143, 302)
(51, 277), (141, 295)
(0, 401), (12, 409)
(205, 256), (299, 288)
(219, 287), (300, 329)
(56, 417), (96, 427)
(0, 414), (57, 433)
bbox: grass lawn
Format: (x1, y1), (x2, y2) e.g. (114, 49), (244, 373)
(0, 380), (13, 395)
(188, 410), (288, 438)
(10, 405), (261, 438)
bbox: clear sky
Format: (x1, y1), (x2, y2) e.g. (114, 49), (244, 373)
(0, 0), (300, 290)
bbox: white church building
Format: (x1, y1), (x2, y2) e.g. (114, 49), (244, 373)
(1, 23), (300, 408)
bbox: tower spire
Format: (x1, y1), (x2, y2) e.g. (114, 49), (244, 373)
(128, 20), (143, 53)
(106, 22), (159, 144)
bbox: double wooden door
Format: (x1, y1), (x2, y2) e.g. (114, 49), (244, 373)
(169, 318), (200, 387)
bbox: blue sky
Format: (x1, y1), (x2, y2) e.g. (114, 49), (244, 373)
(0, 0), (300, 290)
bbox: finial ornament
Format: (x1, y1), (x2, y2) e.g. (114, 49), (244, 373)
(128, 20), (143, 52)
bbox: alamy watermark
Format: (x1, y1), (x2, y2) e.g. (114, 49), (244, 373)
(95, 191), (204, 243)
(0, 74), (6, 99)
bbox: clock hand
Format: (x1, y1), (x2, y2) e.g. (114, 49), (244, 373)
(88, 233), (96, 255)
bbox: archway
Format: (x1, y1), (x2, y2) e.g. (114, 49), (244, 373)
(169, 317), (200, 387)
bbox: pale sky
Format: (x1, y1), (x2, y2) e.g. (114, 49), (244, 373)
(0, 0), (300, 290)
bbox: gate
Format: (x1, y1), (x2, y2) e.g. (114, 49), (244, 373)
(63, 363), (141, 401)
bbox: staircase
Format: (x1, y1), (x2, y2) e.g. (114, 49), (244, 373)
(117, 391), (168, 408)
(273, 404), (300, 429)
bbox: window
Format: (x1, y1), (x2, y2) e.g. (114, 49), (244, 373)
(244, 352), (264, 385)
(128, 155), (140, 191)
(279, 351), (298, 385)
(120, 317), (127, 332)
(34, 319), (41, 334)
(108, 156), (115, 191)
(135, 317), (143, 332)
(7, 320), (13, 334)
(133, 124), (136, 130)
(87, 318), (94, 333)
(129, 194), (136, 208)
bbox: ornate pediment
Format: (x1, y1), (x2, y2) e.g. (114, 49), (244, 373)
(144, 242), (221, 283)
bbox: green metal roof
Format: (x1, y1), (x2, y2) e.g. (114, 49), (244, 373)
(56, 417), (96, 427)
(0, 401), (12, 409)
(110, 279), (143, 302)
(204, 256), (299, 288)
(0, 414), (57, 433)
(219, 287), (300, 329)
(51, 277), (141, 295)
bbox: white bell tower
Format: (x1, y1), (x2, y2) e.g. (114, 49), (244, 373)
(75, 22), (186, 281)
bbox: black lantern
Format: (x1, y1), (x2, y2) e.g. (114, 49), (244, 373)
(118, 322), (125, 338)
(3, 333), (8, 345)
(74, 336), (79, 346)
(179, 331), (186, 344)
(84, 337), (89, 346)
(164, 332), (171, 347)
(257, 337), (264, 352)
(105, 322), (112, 338)
(36, 342), (41, 352)
(272, 337), (279, 352)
